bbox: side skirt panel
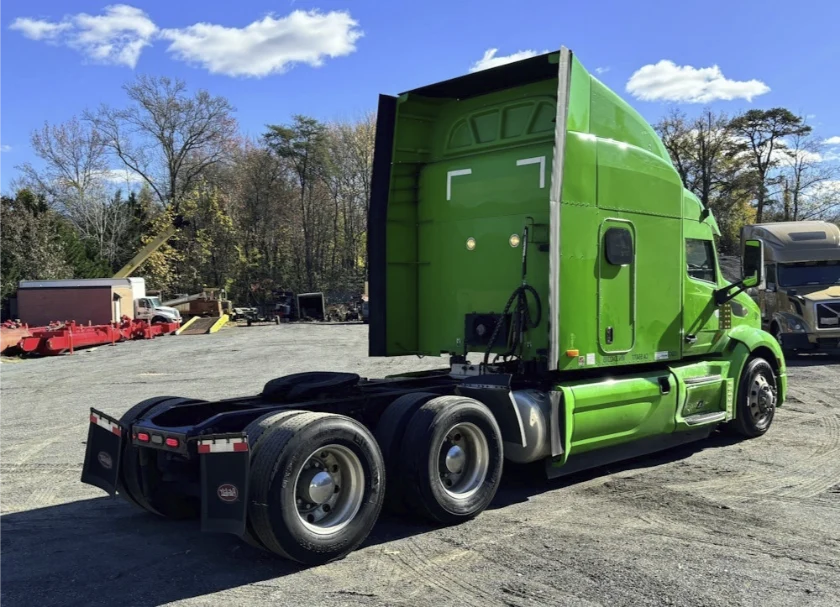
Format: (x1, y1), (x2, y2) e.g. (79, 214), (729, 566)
(543, 427), (712, 479)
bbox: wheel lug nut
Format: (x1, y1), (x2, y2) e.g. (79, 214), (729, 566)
(323, 504), (331, 513)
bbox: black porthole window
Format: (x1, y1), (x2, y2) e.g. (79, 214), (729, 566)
(604, 227), (633, 266)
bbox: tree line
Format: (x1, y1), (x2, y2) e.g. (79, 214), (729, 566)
(2, 74), (838, 318)
(2, 75), (375, 315)
(653, 107), (839, 252)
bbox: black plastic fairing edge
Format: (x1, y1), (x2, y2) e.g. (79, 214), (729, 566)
(368, 94), (398, 357)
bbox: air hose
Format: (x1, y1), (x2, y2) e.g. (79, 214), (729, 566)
(482, 283), (542, 367)
(482, 224), (542, 367)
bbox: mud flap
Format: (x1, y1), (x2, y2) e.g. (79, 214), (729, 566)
(456, 374), (526, 447)
(81, 408), (125, 497)
(197, 433), (250, 536)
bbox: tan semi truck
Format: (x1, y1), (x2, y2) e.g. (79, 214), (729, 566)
(741, 220), (840, 353)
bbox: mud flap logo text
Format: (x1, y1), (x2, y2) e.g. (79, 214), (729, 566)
(98, 451), (113, 470)
(218, 484), (239, 503)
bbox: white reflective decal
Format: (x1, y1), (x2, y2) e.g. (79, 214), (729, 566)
(516, 156), (546, 189)
(446, 169), (472, 201)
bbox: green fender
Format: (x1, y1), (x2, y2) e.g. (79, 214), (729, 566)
(723, 325), (787, 407)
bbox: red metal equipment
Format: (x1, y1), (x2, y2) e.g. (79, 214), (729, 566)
(1, 320), (32, 354)
(15, 318), (180, 356)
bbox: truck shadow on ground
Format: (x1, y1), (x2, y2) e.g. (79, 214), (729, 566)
(0, 432), (741, 607)
(784, 354), (839, 368)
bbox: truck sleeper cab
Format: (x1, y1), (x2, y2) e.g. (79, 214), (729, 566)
(81, 47), (786, 566)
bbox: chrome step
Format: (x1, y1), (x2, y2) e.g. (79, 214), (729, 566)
(684, 411), (727, 426)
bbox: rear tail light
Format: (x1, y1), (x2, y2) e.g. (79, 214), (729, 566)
(165, 437), (179, 448)
(136, 432), (150, 442)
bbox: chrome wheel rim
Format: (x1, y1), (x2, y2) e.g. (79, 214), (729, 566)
(437, 422), (489, 499)
(294, 444), (365, 535)
(748, 372), (776, 426)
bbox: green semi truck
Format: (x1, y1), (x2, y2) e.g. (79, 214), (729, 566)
(81, 47), (786, 566)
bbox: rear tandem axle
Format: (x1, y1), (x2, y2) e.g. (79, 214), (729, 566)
(81, 369), (518, 565)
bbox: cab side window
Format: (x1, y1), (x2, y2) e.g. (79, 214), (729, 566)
(765, 264), (777, 290)
(686, 239), (716, 283)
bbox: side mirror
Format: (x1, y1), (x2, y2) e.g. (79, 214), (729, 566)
(742, 239), (765, 289)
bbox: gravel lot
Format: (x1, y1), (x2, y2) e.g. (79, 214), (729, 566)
(2, 323), (839, 607)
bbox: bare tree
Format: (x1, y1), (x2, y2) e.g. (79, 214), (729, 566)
(86, 75), (238, 212)
(17, 117), (109, 209)
(774, 131), (838, 221)
(15, 117), (131, 265)
(655, 108), (754, 250)
(327, 112), (376, 270)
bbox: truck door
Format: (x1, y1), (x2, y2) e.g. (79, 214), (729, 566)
(136, 298), (151, 320)
(598, 219), (636, 353)
(682, 238), (720, 355)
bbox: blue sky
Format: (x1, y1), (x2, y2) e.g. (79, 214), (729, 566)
(2, 0), (840, 193)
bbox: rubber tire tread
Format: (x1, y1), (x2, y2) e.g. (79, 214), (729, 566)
(248, 412), (331, 559)
(399, 395), (503, 525)
(240, 409), (308, 550)
(117, 396), (181, 513)
(249, 412), (385, 564)
(121, 397), (202, 519)
(375, 392), (439, 513)
(726, 357), (777, 438)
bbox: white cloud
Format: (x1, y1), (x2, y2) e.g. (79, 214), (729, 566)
(9, 5), (157, 68)
(469, 48), (548, 73)
(595, 66), (610, 75)
(773, 147), (824, 164)
(806, 114), (817, 119)
(823, 136), (840, 146)
(159, 10), (363, 78)
(803, 180), (840, 202)
(9, 17), (71, 40)
(0, 145), (11, 152)
(626, 59), (770, 103)
(97, 168), (145, 184)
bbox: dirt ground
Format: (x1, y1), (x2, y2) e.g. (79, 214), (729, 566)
(2, 323), (839, 607)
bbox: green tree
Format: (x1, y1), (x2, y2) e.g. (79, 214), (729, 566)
(728, 109), (812, 222)
(264, 115), (330, 291)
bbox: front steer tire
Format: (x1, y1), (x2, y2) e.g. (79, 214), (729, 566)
(725, 357), (778, 438)
(399, 395), (503, 525)
(248, 412), (386, 565)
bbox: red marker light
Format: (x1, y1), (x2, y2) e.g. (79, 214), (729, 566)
(136, 432), (150, 442)
(165, 437), (179, 448)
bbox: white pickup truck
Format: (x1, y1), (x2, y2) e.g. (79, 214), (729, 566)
(134, 296), (182, 324)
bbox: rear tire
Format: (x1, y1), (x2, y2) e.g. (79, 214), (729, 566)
(399, 395), (503, 525)
(248, 412), (385, 565)
(725, 357), (777, 438)
(375, 392), (439, 513)
(239, 409), (308, 550)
